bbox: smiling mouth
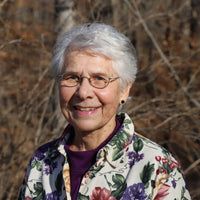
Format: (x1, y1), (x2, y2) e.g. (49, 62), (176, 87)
(74, 106), (100, 111)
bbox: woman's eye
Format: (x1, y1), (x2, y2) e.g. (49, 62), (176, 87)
(69, 76), (78, 80)
(93, 75), (106, 81)
(64, 74), (79, 81)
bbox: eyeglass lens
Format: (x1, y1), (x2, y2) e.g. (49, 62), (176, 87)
(60, 73), (109, 88)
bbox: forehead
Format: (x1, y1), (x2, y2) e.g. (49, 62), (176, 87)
(64, 50), (116, 75)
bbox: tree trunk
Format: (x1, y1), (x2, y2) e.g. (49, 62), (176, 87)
(54, 0), (76, 35)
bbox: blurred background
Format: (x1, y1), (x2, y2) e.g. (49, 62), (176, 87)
(0, 0), (199, 199)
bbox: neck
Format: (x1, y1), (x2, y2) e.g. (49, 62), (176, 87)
(69, 120), (116, 151)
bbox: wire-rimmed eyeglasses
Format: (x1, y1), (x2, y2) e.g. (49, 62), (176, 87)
(56, 73), (120, 89)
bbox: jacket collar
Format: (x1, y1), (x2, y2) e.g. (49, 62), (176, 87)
(49, 113), (135, 167)
(96, 113), (135, 168)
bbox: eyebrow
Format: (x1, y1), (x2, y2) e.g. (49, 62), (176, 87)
(63, 71), (79, 75)
(63, 71), (110, 77)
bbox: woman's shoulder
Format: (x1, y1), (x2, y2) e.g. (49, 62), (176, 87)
(37, 139), (58, 153)
(124, 133), (190, 200)
(31, 139), (60, 161)
(131, 132), (181, 172)
(133, 132), (173, 158)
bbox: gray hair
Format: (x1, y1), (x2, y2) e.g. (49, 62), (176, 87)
(50, 23), (137, 89)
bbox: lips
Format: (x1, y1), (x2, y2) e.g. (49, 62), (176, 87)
(74, 106), (101, 111)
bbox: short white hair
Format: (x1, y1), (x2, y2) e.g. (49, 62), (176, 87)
(51, 23), (137, 89)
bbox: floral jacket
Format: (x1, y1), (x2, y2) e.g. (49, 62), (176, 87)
(19, 113), (191, 200)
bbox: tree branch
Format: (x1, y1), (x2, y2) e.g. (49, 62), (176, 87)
(184, 159), (200, 175)
(0, 0), (8, 10)
(124, 0), (200, 108)
(34, 80), (55, 145)
(0, 39), (23, 50)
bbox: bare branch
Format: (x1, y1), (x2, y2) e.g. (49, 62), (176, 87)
(0, 0), (8, 9)
(34, 80), (55, 145)
(186, 68), (200, 90)
(126, 97), (164, 114)
(0, 39), (23, 50)
(124, 0), (200, 108)
(19, 67), (49, 118)
(154, 113), (183, 129)
(184, 159), (200, 175)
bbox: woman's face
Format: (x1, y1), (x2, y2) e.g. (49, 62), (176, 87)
(59, 50), (131, 135)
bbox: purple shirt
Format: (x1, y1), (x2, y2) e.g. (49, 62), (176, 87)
(65, 119), (120, 200)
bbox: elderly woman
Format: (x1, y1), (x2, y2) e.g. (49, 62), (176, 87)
(19, 23), (191, 200)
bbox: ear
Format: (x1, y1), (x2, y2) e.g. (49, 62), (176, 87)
(120, 82), (132, 103)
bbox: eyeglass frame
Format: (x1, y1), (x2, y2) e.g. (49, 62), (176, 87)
(56, 73), (120, 89)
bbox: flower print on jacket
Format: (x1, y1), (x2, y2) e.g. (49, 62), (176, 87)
(171, 179), (176, 189)
(18, 113), (191, 200)
(90, 187), (116, 200)
(44, 158), (58, 175)
(122, 183), (149, 200)
(34, 150), (45, 161)
(155, 154), (180, 175)
(154, 183), (170, 200)
(128, 151), (144, 167)
(170, 160), (180, 170)
(44, 191), (59, 200)
(25, 197), (32, 200)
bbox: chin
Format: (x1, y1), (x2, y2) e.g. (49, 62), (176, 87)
(72, 120), (101, 133)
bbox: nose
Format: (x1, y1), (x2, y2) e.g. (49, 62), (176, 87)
(76, 77), (94, 99)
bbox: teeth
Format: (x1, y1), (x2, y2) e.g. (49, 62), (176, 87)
(76, 107), (97, 111)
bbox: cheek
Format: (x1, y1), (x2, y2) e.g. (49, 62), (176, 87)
(98, 88), (120, 106)
(59, 87), (72, 107)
